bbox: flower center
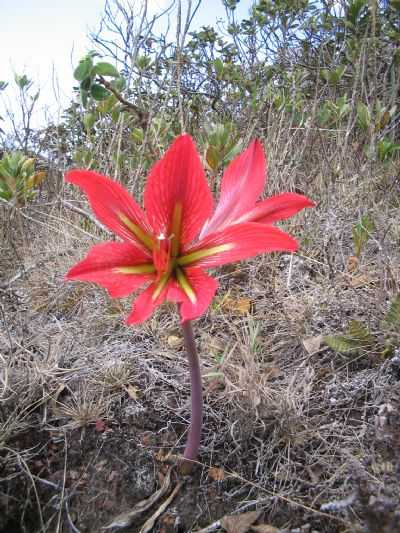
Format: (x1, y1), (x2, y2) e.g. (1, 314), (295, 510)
(118, 206), (234, 306)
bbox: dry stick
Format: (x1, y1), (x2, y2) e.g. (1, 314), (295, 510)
(181, 320), (203, 472)
(97, 75), (149, 128)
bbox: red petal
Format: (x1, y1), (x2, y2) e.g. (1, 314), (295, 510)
(65, 170), (152, 250)
(144, 134), (213, 245)
(201, 140), (265, 237)
(167, 268), (218, 322)
(183, 222), (298, 269)
(66, 242), (154, 297)
(126, 282), (170, 324)
(237, 193), (315, 224)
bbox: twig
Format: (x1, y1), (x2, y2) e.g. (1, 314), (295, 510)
(62, 200), (111, 235)
(139, 481), (182, 533)
(97, 75), (149, 127)
(195, 498), (270, 533)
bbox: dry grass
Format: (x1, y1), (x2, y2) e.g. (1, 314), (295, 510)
(1, 123), (400, 532)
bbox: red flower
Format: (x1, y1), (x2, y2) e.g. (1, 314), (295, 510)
(66, 134), (314, 324)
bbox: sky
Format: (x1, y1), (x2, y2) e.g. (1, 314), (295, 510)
(0, 0), (253, 131)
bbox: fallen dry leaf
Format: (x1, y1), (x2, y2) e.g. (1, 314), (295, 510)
(264, 365), (282, 380)
(221, 510), (262, 533)
(347, 255), (359, 273)
(342, 271), (375, 288)
(124, 384), (139, 400)
(219, 295), (252, 315)
(167, 335), (183, 349)
(348, 273), (374, 288)
(208, 467), (225, 481)
(251, 525), (279, 533)
(302, 334), (323, 355)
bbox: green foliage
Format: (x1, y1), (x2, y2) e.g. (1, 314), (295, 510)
(321, 65), (346, 86)
(74, 55), (120, 108)
(0, 152), (45, 205)
(352, 214), (375, 257)
(356, 102), (371, 132)
(317, 95), (350, 127)
(325, 294), (400, 359)
(325, 320), (376, 355)
(83, 112), (97, 131)
(204, 123), (242, 173)
(90, 84), (110, 101)
(14, 74), (32, 90)
(62, 0), (400, 181)
(135, 55), (152, 71)
(376, 138), (400, 162)
(213, 58), (224, 79)
(131, 128), (144, 144)
(91, 62), (119, 78)
(346, 0), (369, 29)
(73, 56), (94, 82)
(384, 294), (400, 330)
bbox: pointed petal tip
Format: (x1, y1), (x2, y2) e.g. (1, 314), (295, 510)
(65, 266), (79, 280)
(144, 132), (213, 244)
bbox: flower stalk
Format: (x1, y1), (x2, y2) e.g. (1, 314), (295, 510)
(181, 320), (202, 471)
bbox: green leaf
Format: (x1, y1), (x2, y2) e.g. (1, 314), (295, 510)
(14, 74), (31, 89)
(136, 55), (151, 70)
(90, 84), (110, 101)
(325, 320), (376, 354)
(112, 77), (126, 91)
(356, 102), (371, 131)
(213, 58), (224, 78)
(377, 138), (400, 162)
(206, 145), (221, 171)
(80, 89), (89, 108)
(92, 62), (120, 77)
(131, 127), (144, 144)
(346, 0), (368, 26)
(74, 57), (94, 82)
(325, 334), (361, 354)
(321, 69), (330, 83)
(384, 294), (400, 328)
(96, 95), (117, 114)
(0, 188), (12, 200)
(352, 214), (375, 257)
(83, 112), (97, 130)
(80, 77), (92, 91)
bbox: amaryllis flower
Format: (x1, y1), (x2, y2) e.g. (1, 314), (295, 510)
(66, 134), (314, 468)
(66, 134), (314, 324)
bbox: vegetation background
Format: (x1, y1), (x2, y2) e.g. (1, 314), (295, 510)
(1, 1), (399, 531)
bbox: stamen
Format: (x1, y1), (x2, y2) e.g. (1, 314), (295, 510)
(176, 267), (197, 304)
(118, 213), (154, 250)
(177, 244), (233, 266)
(170, 203), (183, 257)
(152, 271), (170, 300)
(115, 264), (156, 274)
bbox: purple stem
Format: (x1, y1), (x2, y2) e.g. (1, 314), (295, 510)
(181, 320), (203, 465)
